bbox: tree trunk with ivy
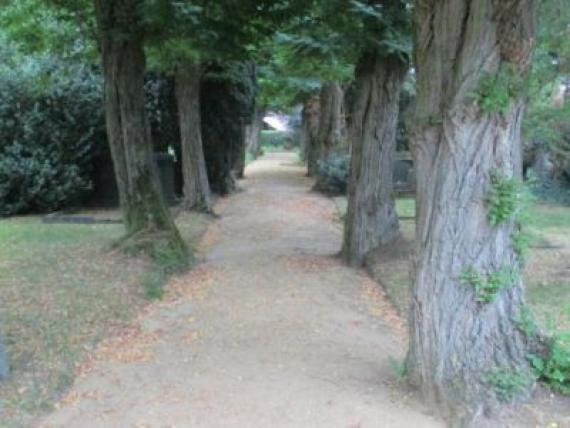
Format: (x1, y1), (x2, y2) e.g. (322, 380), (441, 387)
(407, 1), (536, 424)
(94, 0), (187, 260)
(303, 95), (321, 175)
(175, 63), (212, 212)
(342, 54), (406, 266)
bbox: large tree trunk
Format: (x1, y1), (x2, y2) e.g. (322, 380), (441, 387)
(246, 107), (265, 159)
(94, 0), (187, 258)
(407, 0), (536, 424)
(342, 54), (406, 266)
(303, 95), (321, 175)
(201, 63), (256, 194)
(316, 82), (345, 161)
(175, 63), (212, 212)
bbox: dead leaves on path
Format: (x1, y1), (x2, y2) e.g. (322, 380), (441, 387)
(73, 265), (221, 381)
(282, 254), (340, 274)
(361, 278), (407, 343)
(163, 265), (222, 304)
(281, 196), (335, 221)
(197, 223), (223, 252)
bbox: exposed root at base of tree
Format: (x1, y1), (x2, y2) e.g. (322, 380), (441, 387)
(114, 229), (191, 273)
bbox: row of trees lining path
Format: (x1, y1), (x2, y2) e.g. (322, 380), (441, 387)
(4, 0), (543, 425)
(40, 153), (443, 428)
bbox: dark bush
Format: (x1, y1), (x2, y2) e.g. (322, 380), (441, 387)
(0, 56), (106, 215)
(314, 153), (350, 195)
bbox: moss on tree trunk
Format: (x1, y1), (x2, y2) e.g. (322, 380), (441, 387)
(94, 0), (187, 263)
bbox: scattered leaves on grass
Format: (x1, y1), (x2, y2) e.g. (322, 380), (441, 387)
(75, 325), (159, 378)
(197, 223), (223, 252)
(56, 390), (101, 409)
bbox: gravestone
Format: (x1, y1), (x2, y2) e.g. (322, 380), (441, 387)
(0, 333), (9, 381)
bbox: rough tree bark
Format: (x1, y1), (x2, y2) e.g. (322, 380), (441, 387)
(201, 63), (256, 194)
(303, 95), (321, 175)
(94, 0), (187, 258)
(407, 0), (536, 424)
(316, 82), (345, 161)
(342, 54), (406, 266)
(175, 63), (212, 212)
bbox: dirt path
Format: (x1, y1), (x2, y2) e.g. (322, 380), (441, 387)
(39, 153), (442, 428)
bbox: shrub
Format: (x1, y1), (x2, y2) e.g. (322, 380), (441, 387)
(314, 153), (350, 195)
(530, 332), (570, 396)
(484, 368), (533, 402)
(0, 55), (106, 215)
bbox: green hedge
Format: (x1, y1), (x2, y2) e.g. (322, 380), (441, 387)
(0, 56), (106, 215)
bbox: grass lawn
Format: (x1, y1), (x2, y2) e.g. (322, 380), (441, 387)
(334, 196), (570, 335)
(0, 211), (209, 427)
(526, 204), (570, 333)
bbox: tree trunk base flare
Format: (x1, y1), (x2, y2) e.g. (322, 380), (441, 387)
(175, 64), (213, 213)
(407, 0), (536, 424)
(201, 63), (256, 195)
(95, 0), (188, 265)
(342, 54), (406, 267)
(115, 227), (190, 271)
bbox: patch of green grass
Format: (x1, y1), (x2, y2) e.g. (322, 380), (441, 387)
(528, 204), (570, 230)
(530, 332), (570, 396)
(527, 282), (570, 333)
(141, 270), (167, 300)
(388, 356), (408, 382)
(396, 198), (415, 218)
(333, 196), (416, 222)
(0, 210), (209, 427)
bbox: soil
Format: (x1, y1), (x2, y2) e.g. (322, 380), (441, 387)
(37, 153), (441, 428)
